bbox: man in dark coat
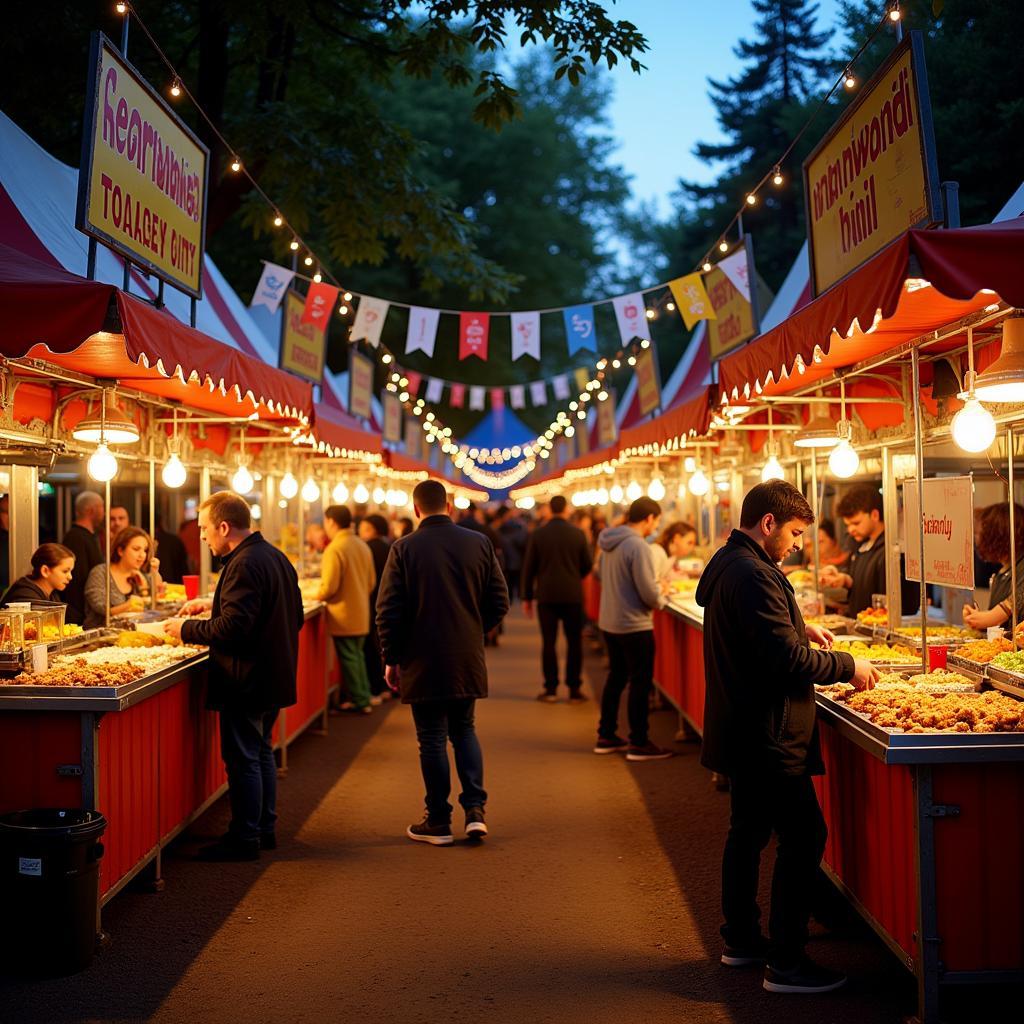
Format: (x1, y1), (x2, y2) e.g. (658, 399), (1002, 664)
(695, 480), (877, 995)
(164, 491), (304, 862)
(376, 480), (509, 846)
(521, 494), (593, 702)
(60, 490), (105, 624)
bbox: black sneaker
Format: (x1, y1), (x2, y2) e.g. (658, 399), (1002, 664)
(196, 838), (259, 862)
(567, 689), (587, 704)
(626, 743), (674, 762)
(465, 806), (488, 840)
(763, 959), (847, 994)
(593, 736), (629, 754)
(721, 936), (770, 967)
(536, 691), (559, 703)
(406, 816), (454, 846)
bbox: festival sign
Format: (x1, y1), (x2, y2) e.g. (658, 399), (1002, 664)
(76, 33), (209, 298)
(634, 343), (662, 417)
(903, 476), (974, 590)
(349, 349), (374, 421)
(279, 290), (326, 384)
(803, 32), (940, 296)
(383, 393), (402, 443)
(706, 243), (759, 361)
(597, 389), (617, 449)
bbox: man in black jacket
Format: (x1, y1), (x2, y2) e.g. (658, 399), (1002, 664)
(696, 480), (878, 995)
(165, 491), (304, 862)
(60, 491), (105, 624)
(377, 480), (509, 846)
(521, 494), (593, 703)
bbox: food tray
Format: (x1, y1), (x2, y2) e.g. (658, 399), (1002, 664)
(882, 664), (986, 691)
(884, 629), (980, 649)
(825, 638), (923, 670)
(985, 664), (1024, 699)
(0, 627), (114, 671)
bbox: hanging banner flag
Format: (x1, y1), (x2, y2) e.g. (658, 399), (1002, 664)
(509, 384), (526, 409)
(705, 242), (760, 360)
(552, 375), (570, 401)
(469, 385), (486, 411)
(383, 393), (402, 443)
(634, 343), (661, 416)
(279, 289), (326, 385)
(563, 304), (597, 354)
(668, 273), (717, 331)
(597, 389), (617, 448)
(573, 367), (591, 395)
(450, 383), (466, 408)
(405, 371), (422, 397)
(576, 411), (591, 455)
(717, 250), (752, 302)
(491, 388), (505, 411)
(529, 380), (547, 406)
(459, 312), (490, 361)
(612, 292), (651, 345)
(510, 311), (541, 361)
(300, 281), (340, 329)
(351, 296), (390, 347)
(404, 417), (423, 462)
(251, 262), (295, 313)
(425, 377), (444, 404)
(349, 349), (374, 421)
(406, 306), (440, 357)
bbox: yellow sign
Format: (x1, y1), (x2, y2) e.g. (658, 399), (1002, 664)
(635, 345), (661, 417)
(803, 33), (939, 296)
(706, 264), (757, 361)
(669, 273), (717, 331)
(77, 34), (209, 297)
(597, 390), (617, 449)
(279, 291), (326, 384)
(349, 350), (373, 421)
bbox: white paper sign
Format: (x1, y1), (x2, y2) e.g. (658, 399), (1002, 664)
(529, 380), (547, 406)
(903, 476), (975, 590)
(552, 375), (570, 400)
(509, 384), (525, 409)
(406, 306), (440, 357)
(351, 296), (390, 347)
(469, 385), (486, 411)
(510, 311), (541, 361)
(425, 377), (444, 404)
(612, 292), (651, 345)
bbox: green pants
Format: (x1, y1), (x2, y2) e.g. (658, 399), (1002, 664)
(334, 635), (371, 708)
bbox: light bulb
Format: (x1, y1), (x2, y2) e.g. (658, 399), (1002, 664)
(302, 477), (320, 503)
(372, 486), (386, 505)
(230, 156), (242, 173)
(279, 472), (298, 499)
(250, 503), (262, 521)
(626, 480), (643, 502)
(87, 443), (118, 482)
(597, 487), (609, 505)
(610, 484), (624, 504)
(761, 455), (785, 482)
(170, 79), (181, 98)
(702, 261), (712, 273)
(289, 238), (299, 251)
(353, 483), (370, 504)
(828, 439), (860, 478)
(746, 193), (757, 206)
(454, 496), (471, 510)
(394, 490), (409, 507)
(572, 492), (586, 507)
(516, 496), (536, 510)
(772, 167), (783, 186)
(273, 214), (283, 227)
(332, 482), (349, 503)
(844, 70), (856, 89)
(313, 270), (322, 283)
(161, 453), (187, 489)
(647, 477), (666, 501)
(719, 240), (729, 253)
(688, 469), (710, 496)
(951, 397), (996, 453)
(231, 463), (254, 495)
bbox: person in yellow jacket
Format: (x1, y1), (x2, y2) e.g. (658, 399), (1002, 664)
(319, 505), (377, 714)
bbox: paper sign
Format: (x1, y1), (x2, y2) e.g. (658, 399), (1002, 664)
(349, 349), (373, 420)
(510, 311), (541, 360)
(634, 344), (661, 416)
(612, 293), (651, 345)
(903, 476), (974, 590)
(279, 289), (326, 384)
(383, 393), (402, 442)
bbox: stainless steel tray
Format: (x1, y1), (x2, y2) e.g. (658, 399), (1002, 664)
(984, 664), (1024, 699)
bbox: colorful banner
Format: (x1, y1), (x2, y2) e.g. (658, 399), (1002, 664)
(406, 306), (440, 357)
(404, 417), (423, 462)
(450, 383), (465, 408)
(634, 343), (661, 416)
(76, 33), (209, 298)
(279, 289), (326, 384)
(597, 389), (617, 448)
(576, 410), (591, 455)
(351, 295), (389, 347)
(612, 292), (651, 345)
(717, 250), (751, 302)
(404, 371), (421, 396)
(706, 251), (758, 361)
(903, 476), (974, 590)
(300, 281), (340, 329)
(469, 385), (486, 411)
(509, 384), (525, 409)
(552, 375), (570, 401)
(668, 273), (717, 331)
(459, 312), (490, 361)
(383, 393), (402, 443)
(529, 380), (547, 406)
(425, 377), (444, 404)
(491, 388), (505, 411)
(510, 311), (541, 361)
(573, 367), (591, 395)
(563, 304), (597, 354)
(803, 34), (939, 295)
(251, 262), (295, 313)
(349, 349), (374, 420)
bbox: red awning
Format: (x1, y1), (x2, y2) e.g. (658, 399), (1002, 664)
(618, 387), (713, 453)
(309, 402), (380, 457)
(718, 220), (1024, 403)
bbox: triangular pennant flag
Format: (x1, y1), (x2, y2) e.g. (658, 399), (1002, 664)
(669, 273), (718, 330)
(351, 295), (390, 347)
(301, 282), (340, 329)
(718, 250), (751, 302)
(529, 380), (547, 406)
(406, 306), (440, 357)
(405, 371), (421, 396)
(573, 367), (591, 395)
(612, 292), (651, 345)
(251, 262), (295, 313)
(510, 311), (541, 361)
(563, 304), (597, 354)
(459, 312), (490, 361)
(552, 375), (570, 400)
(469, 385), (486, 410)
(491, 388), (505, 411)
(450, 383), (466, 408)
(425, 377), (444, 404)
(509, 384), (526, 409)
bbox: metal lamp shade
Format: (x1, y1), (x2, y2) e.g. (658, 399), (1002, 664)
(974, 316), (1024, 403)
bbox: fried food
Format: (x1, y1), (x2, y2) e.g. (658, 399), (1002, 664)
(893, 625), (983, 640)
(835, 688), (1024, 732)
(957, 638), (1016, 664)
(828, 641), (919, 663)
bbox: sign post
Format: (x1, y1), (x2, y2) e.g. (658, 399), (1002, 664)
(903, 475), (974, 590)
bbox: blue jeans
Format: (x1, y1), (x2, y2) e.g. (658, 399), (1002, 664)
(410, 699), (487, 823)
(219, 708), (278, 842)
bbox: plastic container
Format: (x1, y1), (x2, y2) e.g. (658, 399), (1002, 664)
(0, 809), (107, 975)
(182, 575), (200, 600)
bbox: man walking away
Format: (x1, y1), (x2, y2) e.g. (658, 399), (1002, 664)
(496, 506), (528, 602)
(521, 494), (593, 703)
(61, 491), (105, 625)
(696, 480), (879, 994)
(376, 480), (509, 846)
(320, 505), (377, 714)
(594, 497), (673, 761)
(164, 491), (303, 861)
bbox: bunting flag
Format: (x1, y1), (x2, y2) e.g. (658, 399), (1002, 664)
(597, 389), (617, 448)
(383, 393), (402, 442)
(529, 380), (547, 406)
(612, 292), (651, 345)
(349, 350), (373, 420)
(510, 311), (541, 361)
(552, 375), (570, 401)
(406, 306), (440, 357)
(563, 304), (597, 355)
(469, 385), (486, 411)
(509, 384), (526, 409)
(573, 367), (590, 394)
(404, 371), (422, 396)
(491, 388), (505, 411)
(459, 312), (490, 361)
(425, 377), (444, 404)
(576, 410), (591, 455)
(450, 383), (466, 408)
(404, 417), (423, 461)
(300, 281), (340, 329)
(669, 273), (717, 331)
(634, 342), (661, 416)
(351, 295), (390, 347)
(251, 262), (295, 313)
(718, 249), (752, 301)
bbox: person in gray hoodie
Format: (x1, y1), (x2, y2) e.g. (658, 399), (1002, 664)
(593, 497), (673, 761)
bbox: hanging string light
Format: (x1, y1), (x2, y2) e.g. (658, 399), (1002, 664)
(951, 327), (997, 453)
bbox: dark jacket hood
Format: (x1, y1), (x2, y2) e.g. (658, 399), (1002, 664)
(598, 524), (636, 552)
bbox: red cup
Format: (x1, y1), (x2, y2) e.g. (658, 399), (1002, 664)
(182, 575), (200, 601)
(927, 644), (947, 671)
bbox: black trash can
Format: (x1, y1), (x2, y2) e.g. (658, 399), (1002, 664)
(0, 809), (106, 975)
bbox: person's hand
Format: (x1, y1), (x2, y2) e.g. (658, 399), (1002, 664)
(850, 657), (880, 691)
(163, 618), (185, 640)
(127, 594), (146, 611)
(806, 624), (835, 649)
(178, 597), (212, 617)
(522, 600), (533, 618)
(385, 664), (401, 692)
(962, 603), (985, 629)
(149, 557), (160, 573)
(818, 565), (842, 587)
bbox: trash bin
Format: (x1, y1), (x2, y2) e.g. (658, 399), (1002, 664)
(0, 809), (106, 975)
